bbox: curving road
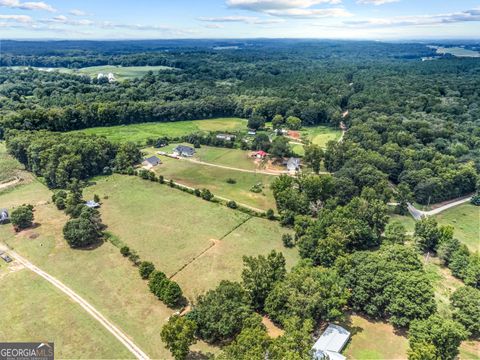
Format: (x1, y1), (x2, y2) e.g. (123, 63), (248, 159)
(0, 244), (150, 360)
(407, 196), (473, 220)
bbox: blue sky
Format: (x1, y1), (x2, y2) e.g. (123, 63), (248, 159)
(0, 0), (479, 39)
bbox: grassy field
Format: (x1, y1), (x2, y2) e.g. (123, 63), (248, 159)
(143, 147), (277, 210)
(0, 180), (215, 358)
(342, 314), (408, 360)
(300, 125), (342, 147)
(84, 175), (298, 300)
(0, 141), (23, 183)
(0, 268), (131, 359)
(75, 118), (247, 145)
(190, 145), (259, 171)
(9, 65), (174, 81)
(435, 204), (479, 252)
(435, 47), (480, 58)
(391, 204), (479, 252)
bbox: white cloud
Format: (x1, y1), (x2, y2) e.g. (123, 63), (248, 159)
(39, 15), (94, 26)
(0, 0), (55, 12)
(205, 24), (225, 29)
(225, 0), (349, 19)
(356, 0), (399, 5)
(198, 15), (284, 24)
(344, 8), (480, 27)
(0, 14), (32, 22)
(265, 7), (350, 18)
(69, 9), (89, 16)
(227, 0), (341, 11)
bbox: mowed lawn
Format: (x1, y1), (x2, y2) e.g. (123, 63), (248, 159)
(84, 175), (297, 300)
(76, 118), (247, 145)
(301, 125), (342, 147)
(142, 149), (276, 210)
(0, 269), (131, 359)
(0, 180), (215, 358)
(391, 203), (479, 251)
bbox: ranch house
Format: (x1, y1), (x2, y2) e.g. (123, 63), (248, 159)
(142, 156), (161, 169)
(173, 145), (196, 157)
(312, 324), (351, 360)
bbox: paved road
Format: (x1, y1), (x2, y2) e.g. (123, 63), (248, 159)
(407, 196), (473, 220)
(0, 244), (150, 360)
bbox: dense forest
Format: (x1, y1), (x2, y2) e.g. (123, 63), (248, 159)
(1, 40), (479, 204)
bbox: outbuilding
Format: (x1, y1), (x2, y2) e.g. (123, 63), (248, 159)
(312, 324), (351, 360)
(142, 156), (161, 169)
(254, 150), (268, 159)
(286, 157), (301, 172)
(0, 208), (9, 224)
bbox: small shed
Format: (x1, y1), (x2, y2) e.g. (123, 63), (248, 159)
(173, 145), (195, 157)
(0, 209), (9, 224)
(142, 156), (161, 168)
(286, 157), (301, 172)
(312, 324), (351, 360)
(254, 150), (268, 159)
(0, 253), (12, 263)
(248, 130), (257, 136)
(216, 134), (236, 141)
(85, 201), (100, 209)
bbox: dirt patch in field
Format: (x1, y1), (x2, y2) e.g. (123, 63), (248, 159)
(287, 130), (300, 139)
(262, 316), (284, 338)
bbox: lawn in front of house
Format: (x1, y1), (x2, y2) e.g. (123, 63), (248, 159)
(75, 118), (248, 145)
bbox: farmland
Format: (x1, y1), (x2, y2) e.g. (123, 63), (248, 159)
(143, 147), (277, 210)
(0, 180), (215, 358)
(0, 268), (131, 359)
(9, 65), (174, 81)
(75, 118), (248, 145)
(84, 174), (298, 300)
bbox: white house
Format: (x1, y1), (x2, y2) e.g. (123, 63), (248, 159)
(312, 324), (351, 360)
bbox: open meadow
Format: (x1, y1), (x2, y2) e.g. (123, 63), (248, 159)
(0, 180), (215, 358)
(75, 118), (247, 145)
(84, 175), (298, 300)
(9, 65), (175, 81)
(0, 141), (24, 183)
(300, 125), (342, 147)
(391, 203), (479, 252)
(0, 268), (131, 359)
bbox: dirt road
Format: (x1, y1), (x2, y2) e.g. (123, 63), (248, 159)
(0, 244), (150, 360)
(407, 196), (473, 220)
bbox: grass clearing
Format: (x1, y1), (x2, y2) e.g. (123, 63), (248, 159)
(301, 125), (342, 148)
(142, 148), (277, 210)
(342, 314), (408, 360)
(0, 269), (132, 359)
(84, 175), (298, 300)
(0, 141), (23, 183)
(75, 118), (247, 145)
(390, 203), (479, 252)
(0, 180), (215, 358)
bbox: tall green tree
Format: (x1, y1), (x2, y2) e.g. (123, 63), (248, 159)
(160, 315), (197, 360)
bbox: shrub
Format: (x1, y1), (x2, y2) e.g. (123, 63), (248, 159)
(54, 197), (66, 210)
(149, 271), (183, 307)
(266, 209), (275, 220)
(282, 233), (294, 248)
(170, 179), (175, 187)
(139, 261), (156, 279)
(250, 183), (263, 193)
(10, 205), (34, 231)
(201, 189), (214, 201)
(471, 193), (480, 206)
(93, 194), (100, 203)
(226, 178), (237, 184)
(120, 246), (131, 257)
(227, 200), (238, 209)
(63, 216), (101, 248)
(128, 251), (140, 266)
(194, 189), (201, 197)
(159, 175), (164, 184)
